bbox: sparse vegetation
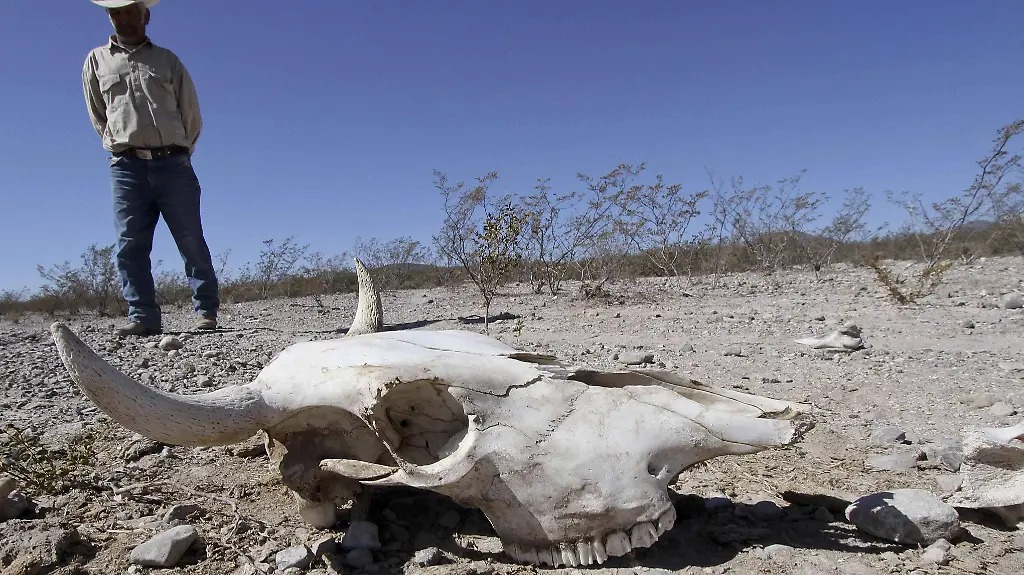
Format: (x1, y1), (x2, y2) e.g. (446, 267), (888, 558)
(0, 423), (103, 495)
(871, 120), (1023, 303)
(35, 243), (121, 316)
(353, 236), (434, 291)
(2, 119), (1021, 318)
(433, 171), (528, 333)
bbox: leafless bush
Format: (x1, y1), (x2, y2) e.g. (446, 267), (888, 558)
(613, 171), (707, 277)
(990, 181), (1024, 255)
(36, 244), (122, 316)
(875, 119), (1023, 302)
(569, 164), (644, 286)
(520, 168), (634, 294)
(709, 171), (825, 277)
(433, 170), (527, 333)
(299, 251), (352, 309)
(151, 260), (193, 308)
(790, 187), (874, 276)
(238, 237), (311, 298)
(353, 236), (433, 291)
(0, 289), (27, 320)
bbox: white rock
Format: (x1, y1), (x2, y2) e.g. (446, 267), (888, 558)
(1002, 292), (1024, 310)
(845, 489), (960, 545)
(158, 336), (184, 351)
(340, 520), (380, 550)
(275, 545), (313, 570)
(130, 525), (198, 567)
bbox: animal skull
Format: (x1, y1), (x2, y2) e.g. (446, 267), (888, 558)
(51, 266), (812, 567)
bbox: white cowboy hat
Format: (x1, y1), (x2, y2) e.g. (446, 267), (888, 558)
(90, 0), (160, 8)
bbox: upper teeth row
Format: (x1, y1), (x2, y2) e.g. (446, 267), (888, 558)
(503, 505), (677, 567)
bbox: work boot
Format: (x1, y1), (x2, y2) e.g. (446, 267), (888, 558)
(114, 321), (161, 337)
(195, 316), (217, 331)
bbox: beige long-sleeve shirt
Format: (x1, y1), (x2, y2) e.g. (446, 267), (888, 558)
(82, 36), (202, 154)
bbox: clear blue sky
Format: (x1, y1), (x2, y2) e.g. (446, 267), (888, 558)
(1, 1), (1021, 294)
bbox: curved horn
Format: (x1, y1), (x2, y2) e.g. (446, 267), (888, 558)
(50, 322), (272, 447)
(347, 257), (383, 336)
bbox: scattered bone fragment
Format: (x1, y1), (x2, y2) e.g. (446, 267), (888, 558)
(945, 420), (1024, 529)
(795, 323), (865, 351)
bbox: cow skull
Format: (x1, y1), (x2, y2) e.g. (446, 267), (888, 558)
(51, 264), (812, 567)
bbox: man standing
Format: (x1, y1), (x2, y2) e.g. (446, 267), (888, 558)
(83, 0), (219, 336)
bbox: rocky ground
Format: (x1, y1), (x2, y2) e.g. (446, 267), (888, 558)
(1, 257), (1023, 575)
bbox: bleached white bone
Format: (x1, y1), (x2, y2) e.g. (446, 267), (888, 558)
(347, 257), (383, 335)
(51, 262), (813, 567)
(946, 420), (1024, 529)
(795, 323), (865, 351)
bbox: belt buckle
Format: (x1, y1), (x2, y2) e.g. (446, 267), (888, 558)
(136, 149), (153, 160)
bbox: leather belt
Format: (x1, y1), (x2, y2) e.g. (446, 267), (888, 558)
(114, 146), (189, 160)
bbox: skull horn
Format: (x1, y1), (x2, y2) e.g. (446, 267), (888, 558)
(347, 257), (383, 335)
(50, 322), (272, 446)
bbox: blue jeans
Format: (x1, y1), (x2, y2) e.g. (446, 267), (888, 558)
(110, 153), (219, 329)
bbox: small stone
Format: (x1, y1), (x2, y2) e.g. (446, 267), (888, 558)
(341, 520), (380, 550)
(935, 474), (963, 495)
(202, 350), (222, 358)
(959, 319), (975, 329)
(412, 547), (445, 567)
(722, 346), (743, 357)
(0, 476), (19, 500)
(345, 547), (374, 568)
(763, 544), (794, 559)
(158, 336), (184, 351)
(276, 545), (313, 570)
(618, 351), (655, 365)
(130, 525), (198, 567)
(967, 393), (996, 409)
(924, 441), (963, 472)
(919, 538), (952, 566)
(0, 491), (29, 521)
(162, 504), (204, 525)
(813, 507), (835, 523)
(865, 448), (922, 471)
(868, 426), (906, 446)
(990, 401), (1017, 417)
(310, 535), (336, 557)
(1002, 292), (1024, 309)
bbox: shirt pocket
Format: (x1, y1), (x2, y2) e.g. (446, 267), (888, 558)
(98, 73), (128, 110)
(141, 69), (179, 114)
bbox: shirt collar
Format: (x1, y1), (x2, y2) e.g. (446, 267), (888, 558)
(107, 35), (154, 53)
